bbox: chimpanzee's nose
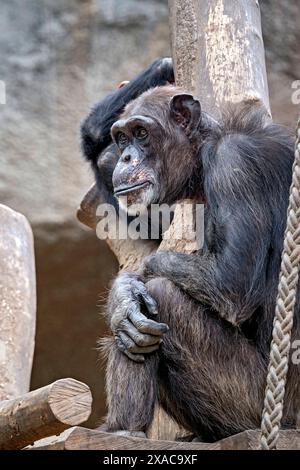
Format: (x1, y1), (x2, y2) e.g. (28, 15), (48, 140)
(121, 152), (131, 163)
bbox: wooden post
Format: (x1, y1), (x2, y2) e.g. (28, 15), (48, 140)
(77, 185), (157, 271)
(0, 378), (92, 450)
(26, 427), (300, 451)
(0, 204), (36, 400)
(78, 0), (270, 441)
(169, 0), (271, 119)
(148, 0), (271, 440)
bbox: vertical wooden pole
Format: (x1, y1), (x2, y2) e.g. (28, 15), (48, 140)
(169, 0), (270, 119)
(148, 0), (271, 440)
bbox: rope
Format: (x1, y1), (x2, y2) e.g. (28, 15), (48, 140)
(260, 118), (300, 450)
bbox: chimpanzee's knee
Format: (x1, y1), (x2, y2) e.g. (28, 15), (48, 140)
(145, 277), (174, 301)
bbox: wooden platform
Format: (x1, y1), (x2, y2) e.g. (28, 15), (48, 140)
(26, 427), (300, 450)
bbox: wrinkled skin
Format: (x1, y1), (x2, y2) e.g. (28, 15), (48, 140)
(108, 273), (168, 362)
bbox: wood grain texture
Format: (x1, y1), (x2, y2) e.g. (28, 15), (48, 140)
(28, 427), (219, 450)
(26, 427), (300, 450)
(169, 0), (271, 119)
(77, 185), (157, 271)
(0, 378), (92, 450)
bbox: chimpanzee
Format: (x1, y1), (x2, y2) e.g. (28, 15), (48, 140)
(81, 60), (300, 441)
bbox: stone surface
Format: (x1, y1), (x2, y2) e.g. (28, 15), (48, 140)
(0, 204), (36, 400)
(261, 0), (300, 127)
(0, 0), (170, 426)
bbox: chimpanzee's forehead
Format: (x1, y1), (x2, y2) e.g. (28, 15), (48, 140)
(123, 85), (183, 118)
(113, 115), (157, 129)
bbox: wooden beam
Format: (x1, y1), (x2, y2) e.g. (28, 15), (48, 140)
(27, 427), (219, 450)
(26, 427), (300, 450)
(0, 378), (92, 450)
(0, 204), (36, 401)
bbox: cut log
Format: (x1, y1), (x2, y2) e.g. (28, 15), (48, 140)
(0, 204), (36, 400)
(26, 427), (300, 450)
(0, 378), (92, 450)
(27, 427), (219, 450)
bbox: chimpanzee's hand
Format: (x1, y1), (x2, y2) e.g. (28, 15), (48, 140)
(156, 57), (174, 84)
(108, 274), (169, 362)
(96, 143), (119, 193)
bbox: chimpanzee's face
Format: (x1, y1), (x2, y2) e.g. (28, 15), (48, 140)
(111, 88), (202, 215)
(111, 115), (165, 215)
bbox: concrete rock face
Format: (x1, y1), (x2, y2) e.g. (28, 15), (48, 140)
(0, 205), (36, 400)
(0, 0), (298, 425)
(261, 0), (300, 127)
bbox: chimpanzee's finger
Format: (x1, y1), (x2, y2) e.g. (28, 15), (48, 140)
(132, 283), (158, 316)
(119, 330), (160, 354)
(131, 344), (160, 354)
(141, 292), (158, 316)
(128, 307), (169, 336)
(124, 350), (145, 363)
(115, 335), (145, 363)
(122, 320), (162, 347)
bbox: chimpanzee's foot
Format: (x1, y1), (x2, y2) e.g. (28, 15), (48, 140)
(95, 423), (146, 438)
(114, 430), (147, 438)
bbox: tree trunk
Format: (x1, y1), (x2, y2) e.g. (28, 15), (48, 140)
(0, 204), (36, 400)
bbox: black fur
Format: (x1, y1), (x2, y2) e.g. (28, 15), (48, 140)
(103, 88), (300, 440)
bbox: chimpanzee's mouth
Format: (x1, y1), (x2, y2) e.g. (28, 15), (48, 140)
(114, 181), (151, 197)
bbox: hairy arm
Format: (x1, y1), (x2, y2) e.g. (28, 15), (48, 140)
(142, 130), (276, 326)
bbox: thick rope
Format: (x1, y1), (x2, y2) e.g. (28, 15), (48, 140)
(260, 118), (300, 450)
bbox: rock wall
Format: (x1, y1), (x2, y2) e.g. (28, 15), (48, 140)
(0, 0), (170, 426)
(261, 0), (300, 127)
(0, 0), (298, 427)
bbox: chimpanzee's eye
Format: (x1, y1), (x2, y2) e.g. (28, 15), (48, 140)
(117, 132), (129, 147)
(135, 127), (148, 140)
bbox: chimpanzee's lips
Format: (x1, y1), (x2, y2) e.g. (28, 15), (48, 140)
(114, 181), (151, 196)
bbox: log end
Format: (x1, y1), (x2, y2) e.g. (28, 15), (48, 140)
(48, 378), (93, 426)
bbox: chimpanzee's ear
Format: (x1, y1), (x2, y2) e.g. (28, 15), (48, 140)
(170, 94), (201, 132)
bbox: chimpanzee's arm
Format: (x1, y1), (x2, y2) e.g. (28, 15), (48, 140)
(141, 129), (284, 326)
